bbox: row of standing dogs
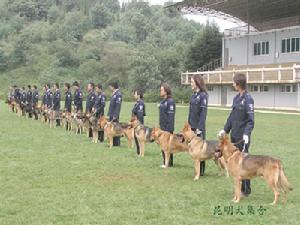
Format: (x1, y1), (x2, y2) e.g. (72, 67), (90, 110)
(6, 100), (293, 205)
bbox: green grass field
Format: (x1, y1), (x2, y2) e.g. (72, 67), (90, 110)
(0, 101), (299, 225)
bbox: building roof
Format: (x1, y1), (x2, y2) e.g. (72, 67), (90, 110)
(171, 0), (300, 31)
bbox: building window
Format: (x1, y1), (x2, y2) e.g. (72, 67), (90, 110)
(254, 41), (269, 55)
(282, 39), (286, 53)
(260, 85), (269, 92)
(282, 38), (300, 53)
(249, 85), (259, 92)
(249, 85), (269, 92)
(281, 84), (297, 93)
(292, 84), (297, 92)
(207, 85), (214, 91)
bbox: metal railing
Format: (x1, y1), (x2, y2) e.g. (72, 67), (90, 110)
(197, 58), (222, 72)
(182, 64), (300, 85)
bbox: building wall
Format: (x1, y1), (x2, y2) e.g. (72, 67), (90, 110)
(223, 26), (300, 66)
(207, 84), (299, 110)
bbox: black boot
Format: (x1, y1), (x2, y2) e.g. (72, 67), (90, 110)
(169, 154), (174, 167)
(161, 151), (165, 165)
(241, 179), (251, 196)
(134, 136), (140, 155)
(98, 130), (104, 142)
(200, 161), (205, 176)
(89, 128), (93, 138)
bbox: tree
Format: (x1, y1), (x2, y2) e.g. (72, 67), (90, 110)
(185, 24), (222, 71)
(0, 49), (8, 71)
(58, 12), (91, 42)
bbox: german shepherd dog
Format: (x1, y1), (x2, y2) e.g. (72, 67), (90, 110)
(62, 111), (72, 131)
(181, 123), (228, 180)
(217, 135), (293, 205)
(82, 113), (92, 138)
(150, 127), (189, 168)
(41, 106), (49, 123)
(89, 114), (100, 143)
(48, 109), (56, 128)
(98, 116), (134, 149)
(130, 116), (153, 157)
(72, 111), (85, 134)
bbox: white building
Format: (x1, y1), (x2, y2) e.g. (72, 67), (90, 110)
(177, 0), (300, 110)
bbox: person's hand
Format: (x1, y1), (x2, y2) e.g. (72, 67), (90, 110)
(218, 129), (225, 138)
(196, 129), (202, 135)
(243, 135), (249, 144)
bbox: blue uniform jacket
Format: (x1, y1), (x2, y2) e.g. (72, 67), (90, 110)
(159, 97), (175, 133)
(108, 89), (122, 121)
(74, 89), (83, 111)
(53, 90), (61, 111)
(86, 91), (96, 113)
(188, 91), (208, 132)
(132, 99), (146, 124)
(94, 92), (106, 117)
(64, 90), (72, 112)
(224, 91), (254, 140)
(32, 91), (39, 105)
(45, 89), (53, 108)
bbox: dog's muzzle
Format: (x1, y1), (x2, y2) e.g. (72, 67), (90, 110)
(215, 149), (222, 158)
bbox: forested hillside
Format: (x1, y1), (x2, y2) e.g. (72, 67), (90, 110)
(0, 0), (222, 101)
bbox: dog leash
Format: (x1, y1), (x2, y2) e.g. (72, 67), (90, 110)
(232, 139), (247, 153)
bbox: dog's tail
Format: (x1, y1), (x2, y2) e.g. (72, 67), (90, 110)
(277, 161), (293, 192)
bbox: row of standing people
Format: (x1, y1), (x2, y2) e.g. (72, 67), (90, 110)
(8, 73), (254, 197)
(157, 73), (254, 198)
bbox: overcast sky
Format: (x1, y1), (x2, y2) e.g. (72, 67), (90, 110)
(119, 0), (243, 31)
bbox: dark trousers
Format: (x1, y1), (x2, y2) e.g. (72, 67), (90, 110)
(232, 136), (251, 195)
(162, 151), (173, 167)
(110, 117), (120, 146)
(98, 130), (104, 142)
(89, 128), (93, 138)
(113, 137), (120, 146)
(134, 134), (140, 155)
(192, 128), (206, 176)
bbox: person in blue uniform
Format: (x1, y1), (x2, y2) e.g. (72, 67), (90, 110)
(132, 89), (146, 155)
(219, 73), (255, 197)
(13, 86), (21, 106)
(45, 84), (53, 109)
(41, 85), (46, 108)
(107, 82), (122, 147)
(86, 82), (96, 114)
(32, 85), (39, 120)
(188, 74), (208, 176)
(86, 82), (96, 138)
(53, 83), (61, 126)
(73, 81), (83, 112)
(21, 87), (27, 116)
(93, 83), (106, 142)
(26, 85), (33, 118)
(159, 83), (175, 167)
(64, 83), (72, 113)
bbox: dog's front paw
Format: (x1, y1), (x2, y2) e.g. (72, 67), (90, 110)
(233, 199), (240, 204)
(160, 165), (167, 168)
(193, 176), (199, 181)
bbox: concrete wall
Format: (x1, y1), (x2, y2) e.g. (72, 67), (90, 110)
(223, 26), (300, 66)
(207, 84), (299, 110)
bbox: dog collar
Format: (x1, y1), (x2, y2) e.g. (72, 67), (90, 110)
(187, 135), (198, 144)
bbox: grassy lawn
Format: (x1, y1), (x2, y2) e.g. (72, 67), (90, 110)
(0, 101), (299, 225)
